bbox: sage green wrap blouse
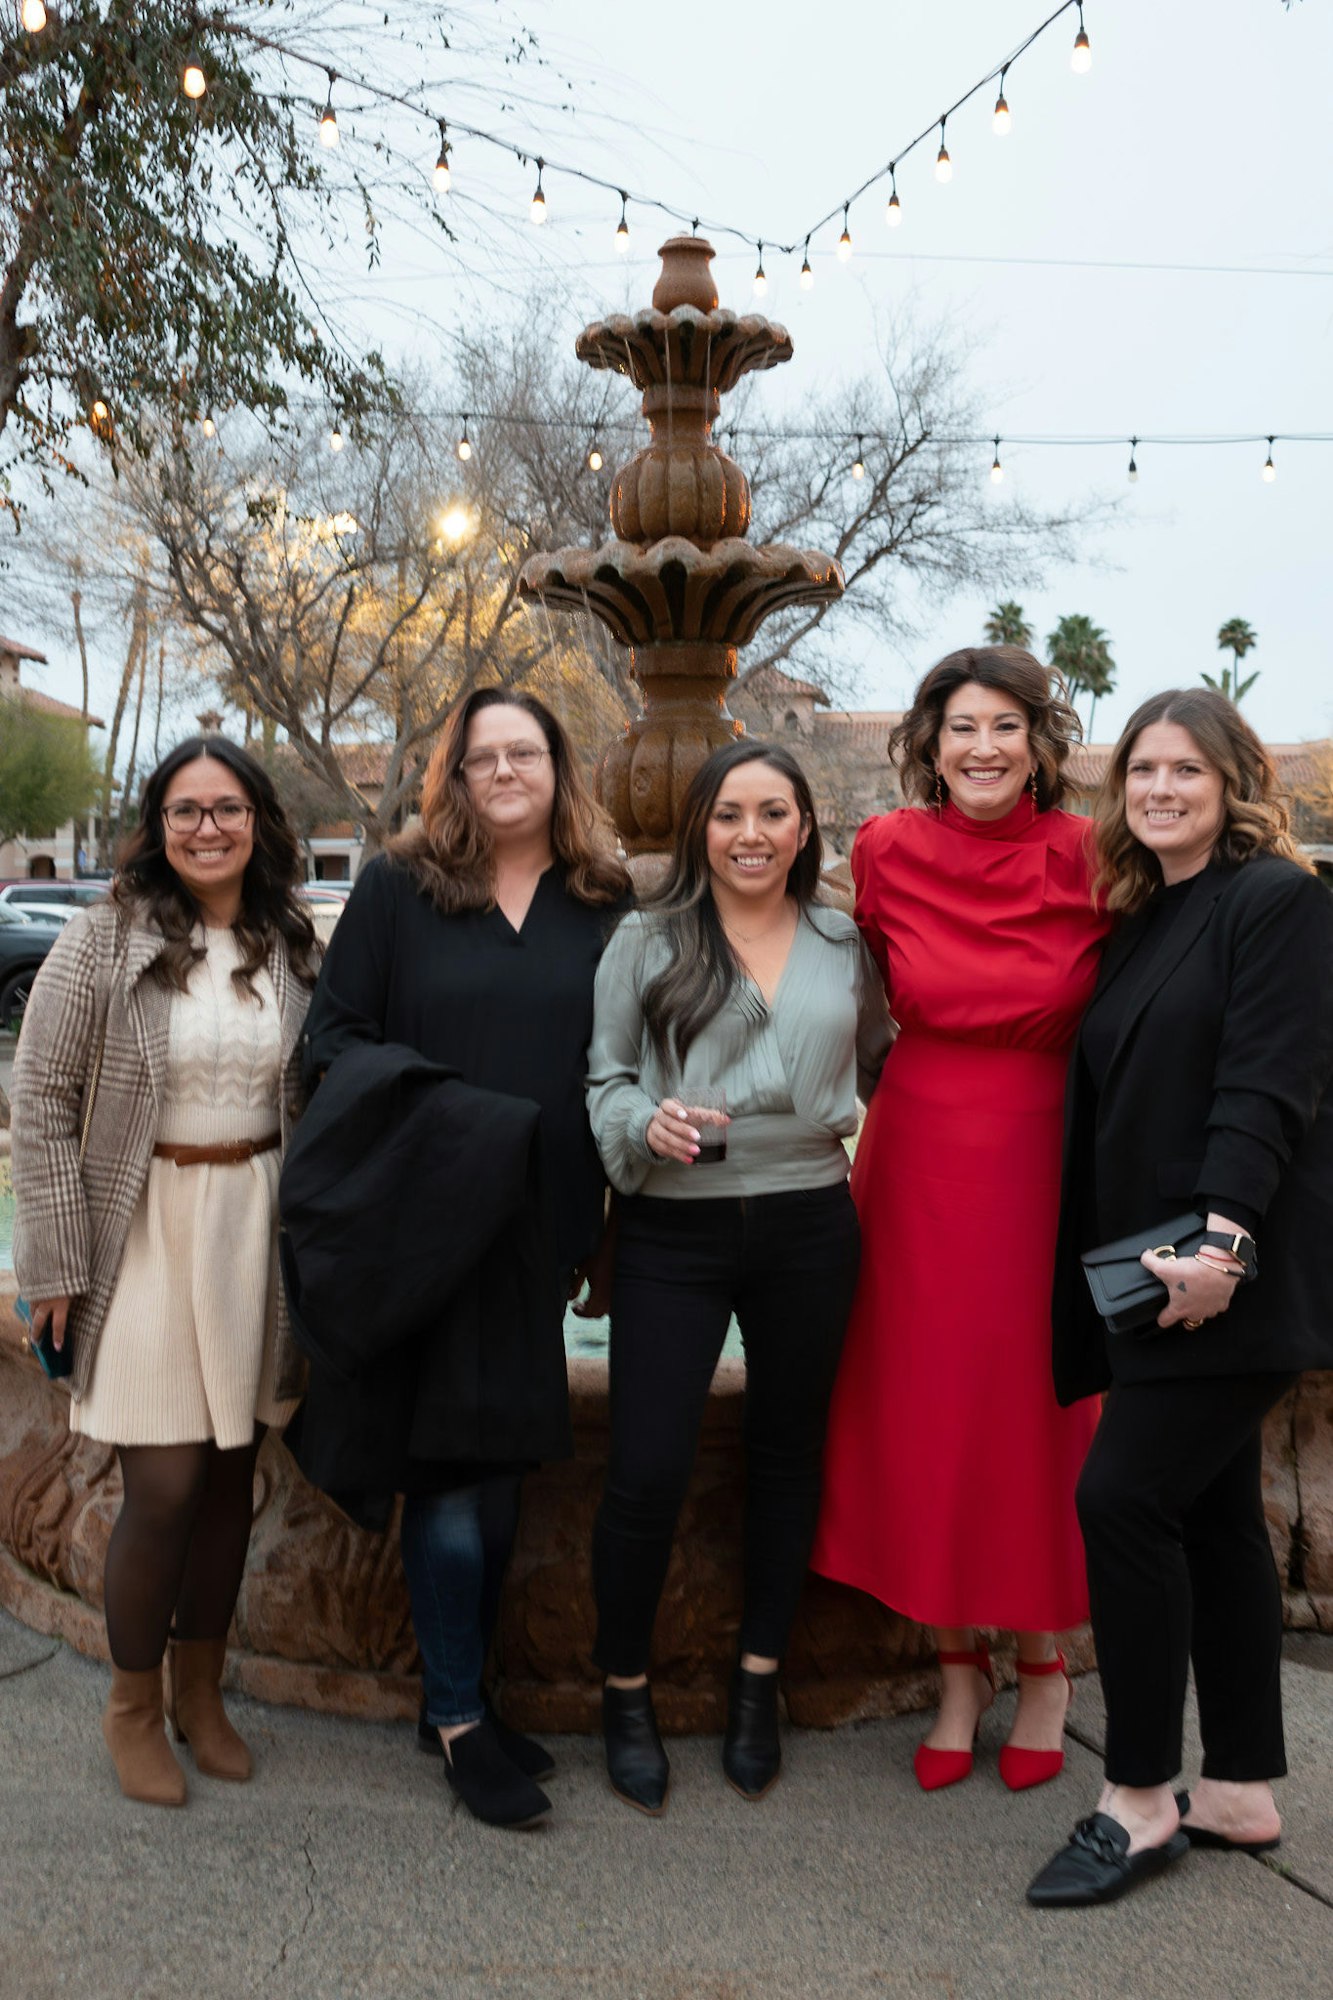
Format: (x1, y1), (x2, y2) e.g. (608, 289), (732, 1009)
(586, 904), (892, 1199)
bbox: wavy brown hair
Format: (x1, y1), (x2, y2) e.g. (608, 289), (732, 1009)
(113, 736), (320, 997)
(1093, 687), (1311, 914)
(890, 646), (1081, 811)
(641, 740), (824, 1066)
(390, 688), (629, 912)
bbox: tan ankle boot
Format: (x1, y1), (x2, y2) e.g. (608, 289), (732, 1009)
(168, 1638), (252, 1782)
(102, 1664), (187, 1807)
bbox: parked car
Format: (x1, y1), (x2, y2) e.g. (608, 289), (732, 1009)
(0, 904), (60, 1031)
(0, 880), (109, 927)
(299, 883), (352, 946)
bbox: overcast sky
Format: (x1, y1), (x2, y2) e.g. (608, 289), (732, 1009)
(9, 0), (1332, 747)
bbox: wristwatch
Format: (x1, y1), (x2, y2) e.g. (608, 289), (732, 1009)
(1199, 1228), (1258, 1282)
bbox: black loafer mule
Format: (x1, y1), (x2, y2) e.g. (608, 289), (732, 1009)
(1026, 1812), (1190, 1907)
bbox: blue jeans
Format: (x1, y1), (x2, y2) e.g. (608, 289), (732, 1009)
(400, 1475), (523, 1728)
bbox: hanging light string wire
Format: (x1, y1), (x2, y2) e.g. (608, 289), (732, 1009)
(191, 0), (1089, 259)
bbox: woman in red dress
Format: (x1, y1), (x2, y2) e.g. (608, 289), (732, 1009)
(813, 647), (1109, 1792)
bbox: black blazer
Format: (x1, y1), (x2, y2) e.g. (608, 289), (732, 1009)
(1052, 855), (1333, 1404)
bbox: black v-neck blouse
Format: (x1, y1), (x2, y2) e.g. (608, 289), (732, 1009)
(304, 855), (628, 1269)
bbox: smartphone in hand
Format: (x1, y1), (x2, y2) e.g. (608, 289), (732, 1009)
(15, 1297), (73, 1381)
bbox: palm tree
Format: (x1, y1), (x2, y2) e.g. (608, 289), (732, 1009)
(1046, 614), (1116, 740)
(984, 601), (1034, 649)
(1205, 618), (1260, 703)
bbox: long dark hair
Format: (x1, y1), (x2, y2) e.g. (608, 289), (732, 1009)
(890, 645), (1080, 811)
(1094, 687), (1310, 913)
(641, 739), (823, 1065)
(112, 736), (319, 995)
(390, 687), (629, 911)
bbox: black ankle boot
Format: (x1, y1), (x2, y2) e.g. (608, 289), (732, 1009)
(418, 1699), (555, 1782)
(441, 1716), (551, 1828)
(602, 1683), (669, 1815)
(722, 1665), (781, 1800)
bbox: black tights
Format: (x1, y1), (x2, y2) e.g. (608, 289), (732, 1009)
(103, 1430), (265, 1672)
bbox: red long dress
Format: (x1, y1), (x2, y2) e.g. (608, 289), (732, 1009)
(812, 795), (1109, 1631)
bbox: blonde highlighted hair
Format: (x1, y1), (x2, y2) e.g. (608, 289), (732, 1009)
(390, 688), (629, 912)
(1093, 687), (1310, 914)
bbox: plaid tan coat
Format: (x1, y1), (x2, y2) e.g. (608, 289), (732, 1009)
(11, 902), (311, 1404)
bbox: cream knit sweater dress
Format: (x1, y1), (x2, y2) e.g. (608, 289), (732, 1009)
(71, 929), (298, 1448)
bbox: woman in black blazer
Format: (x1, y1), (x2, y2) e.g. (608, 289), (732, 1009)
(1028, 688), (1333, 1909)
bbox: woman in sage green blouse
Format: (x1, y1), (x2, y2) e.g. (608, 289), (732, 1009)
(586, 740), (891, 1814)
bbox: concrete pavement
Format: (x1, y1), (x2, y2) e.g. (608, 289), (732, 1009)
(2, 1607), (1329, 2000)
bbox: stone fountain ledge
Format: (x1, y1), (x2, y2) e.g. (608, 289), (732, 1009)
(2, 1270), (1329, 1732)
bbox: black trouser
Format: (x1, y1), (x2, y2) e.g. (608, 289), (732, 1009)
(1076, 1370), (1297, 1787)
(592, 1184), (861, 1676)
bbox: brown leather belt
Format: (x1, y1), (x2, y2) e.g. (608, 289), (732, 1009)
(152, 1134), (281, 1167)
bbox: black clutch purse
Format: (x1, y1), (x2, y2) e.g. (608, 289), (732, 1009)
(1080, 1212), (1209, 1336)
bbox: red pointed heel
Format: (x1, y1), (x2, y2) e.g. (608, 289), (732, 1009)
(913, 1646), (995, 1793)
(999, 1651), (1073, 1792)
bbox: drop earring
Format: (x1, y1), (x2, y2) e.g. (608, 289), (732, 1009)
(933, 768), (944, 814)
(1029, 768), (1040, 808)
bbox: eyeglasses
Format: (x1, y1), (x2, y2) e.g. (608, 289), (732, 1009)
(459, 743), (551, 781)
(162, 799), (256, 834)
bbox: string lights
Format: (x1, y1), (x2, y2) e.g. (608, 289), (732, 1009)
(456, 415), (472, 462)
(433, 123), (451, 195)
(318, 73), (339, 149)
(753, 244), (768, 297)
(20, 0), (47, 31)
(1071, 4), (1092, 72)
(587, 429), (604, 472)
(852, 437), (866, 480)
(201, 411), (217, 440)
(183, 55), (207, 101)
(258, 1), (1102, 290)
(1127, 437), (1138, 482)
(1262, 437), (1276, 482)
(329, 424), (344, 451)
(990, 438), (1004, 483)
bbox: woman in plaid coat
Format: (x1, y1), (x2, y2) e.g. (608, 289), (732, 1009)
(12, 737), (318, 1808)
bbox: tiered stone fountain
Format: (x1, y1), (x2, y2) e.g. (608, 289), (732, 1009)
(519, 234), (843, 857)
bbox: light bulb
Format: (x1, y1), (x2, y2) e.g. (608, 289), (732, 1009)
(885, 188), (902, 226)
(799, 243), (813, 290)
(530, 162), (547, 225)
(329, 427), (344, 452)
(319, 106), (339, 148)
(837, 210), (853, 261)
(1262, 450), (1276, 482)
(753, 247), (767, 297)
(615, 197), (630, 252)
(993, 93), (1011, 136)
(1072, 31), (1092, 72)
(936, 143), (952, 183)
(183, 61), (207, 100)
(852, 441), (865, 480)
(457, 423), (472, 462)
(990, 440), (1003, 484)
(433, 151), (451, 195)
(202, 412), (216, 440)
(92, 399), (109, 425)
(21, 0), (47, 31)
(1128, 455), (1138, 483)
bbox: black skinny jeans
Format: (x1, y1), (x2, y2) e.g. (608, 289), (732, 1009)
(1076, 1369), (1297, 1787)
(592, 1183), (861, 1676)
